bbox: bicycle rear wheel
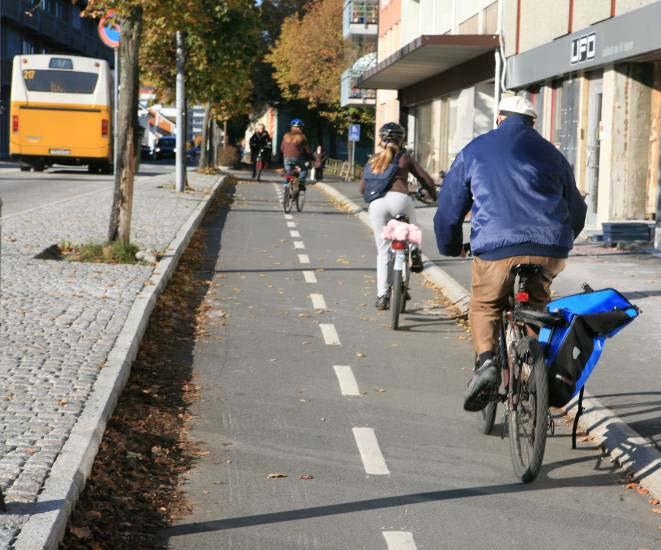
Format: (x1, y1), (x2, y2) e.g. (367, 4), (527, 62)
(283, 186), (292, 213)
(508, 336), (549, 483)
(391, 269), (403, 330)
(256, 161), (263, 181)
(296, 188), (305, 211)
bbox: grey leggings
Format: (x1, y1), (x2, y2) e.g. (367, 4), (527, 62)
(368, 192), (416, 297)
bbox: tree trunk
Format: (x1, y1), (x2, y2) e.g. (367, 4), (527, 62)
(108, 7), (143, 244)
(198, 102), (212, 170)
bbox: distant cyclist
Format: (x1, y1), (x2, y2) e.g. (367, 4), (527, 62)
(360, 122), (437, 310)
(249, 123), (271, 179)
(280, 119), (311, 186)
(434, 95), (587, 412)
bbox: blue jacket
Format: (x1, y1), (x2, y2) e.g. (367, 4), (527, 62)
(434, 115), (587, 259)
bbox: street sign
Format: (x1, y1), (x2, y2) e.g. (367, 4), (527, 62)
(98, 10), (121, 49)
(349, 124), (361, 142)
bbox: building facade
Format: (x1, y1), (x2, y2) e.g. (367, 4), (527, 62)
(0, 0), (112, 158)
(360, 0), (661, 238)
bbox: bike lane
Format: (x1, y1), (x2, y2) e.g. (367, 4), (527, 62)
(164, 174), (659, 549)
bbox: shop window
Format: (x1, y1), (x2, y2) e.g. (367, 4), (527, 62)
(551, 78), (579, 170)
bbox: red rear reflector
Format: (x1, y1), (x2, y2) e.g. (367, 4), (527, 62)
(515, 291), (530, 303)
(12, 115), (18, 132)
(391, 240), (406, 250)
(101, 119), (109, 137)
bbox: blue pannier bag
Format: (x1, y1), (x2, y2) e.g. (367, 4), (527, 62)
(362, 153), (402, 203)
(538, 288), (639, 408)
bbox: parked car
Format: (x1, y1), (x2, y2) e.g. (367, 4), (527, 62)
(153, 136), (176, 160)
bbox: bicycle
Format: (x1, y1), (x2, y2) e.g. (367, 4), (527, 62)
(255, 146), (270, 182)
(384, 189), (431, 330)
(478, 263), (639, 483)
(282, 166), (305, 213)
(387, 214), (413, 330)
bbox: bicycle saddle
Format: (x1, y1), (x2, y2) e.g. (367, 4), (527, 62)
(511, 264), (543, 277)
(394, 213), (410, 223)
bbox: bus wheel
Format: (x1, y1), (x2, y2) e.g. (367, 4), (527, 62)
(19, 162), (31, 172)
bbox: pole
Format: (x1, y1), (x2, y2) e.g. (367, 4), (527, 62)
(175, 31), (186, 193)
(493, 0), (503, 128)
(113, 47), (119, 173)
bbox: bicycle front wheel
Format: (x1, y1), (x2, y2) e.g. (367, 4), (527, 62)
(256, 161), (263, 181)
(296, 189), (305, 211)
(283, 186), (292, 213)
(508, 336), (549, 483)
(391, 269), (403, 330)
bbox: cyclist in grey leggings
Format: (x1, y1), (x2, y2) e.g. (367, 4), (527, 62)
(360, 123), (437, 310)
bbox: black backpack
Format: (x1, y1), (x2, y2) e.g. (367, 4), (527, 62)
(362, 153), (401, 203)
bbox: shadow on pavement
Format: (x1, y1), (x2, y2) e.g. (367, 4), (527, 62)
(162, 452), (622, 539)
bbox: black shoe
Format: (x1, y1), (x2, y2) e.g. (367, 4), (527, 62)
(375, 295), (390, 310)
(464, 357), (499, 412)
(410, 247), (423, 273)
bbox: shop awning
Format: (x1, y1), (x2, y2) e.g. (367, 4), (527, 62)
(358, 34), (499, 90)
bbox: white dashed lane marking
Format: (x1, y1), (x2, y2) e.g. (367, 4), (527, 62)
(290, 230), (301, 238)
(332, 366), (361, 396)
(294, 241), (305, 249)
(284, 214), (293, 220)
(382, 531), (417, 549)
(287, 221), (297, 228)
(319, 323), (341, 345)
(352, 427), (390, 475)
(310, 293), (327, 310)
(298, 254), (310, 264)
(303, 271), (317, 283)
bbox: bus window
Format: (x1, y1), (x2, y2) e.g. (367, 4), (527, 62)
(22, 70), (98, 94)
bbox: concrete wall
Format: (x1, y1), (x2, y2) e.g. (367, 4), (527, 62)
(518, 1), (570, 52)
(598, 63), (654, 222)
(572, 0), (611, 31)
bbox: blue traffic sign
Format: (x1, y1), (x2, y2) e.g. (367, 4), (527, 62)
(349, 124), (361, 142)
(98, 10), (120, 48)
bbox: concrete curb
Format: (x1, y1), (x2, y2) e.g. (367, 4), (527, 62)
(13, 174), (230, 550)
(316, 180), (661, 500)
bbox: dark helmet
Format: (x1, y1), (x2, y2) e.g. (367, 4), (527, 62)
(378, 122), (405, 145)
(290, 118), (304, 128)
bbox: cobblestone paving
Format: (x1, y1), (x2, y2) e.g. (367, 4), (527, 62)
(0, 171), (219, 546)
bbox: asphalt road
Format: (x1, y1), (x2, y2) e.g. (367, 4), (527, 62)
(0, 159), (174, 218)
(162, 173), (660, 549)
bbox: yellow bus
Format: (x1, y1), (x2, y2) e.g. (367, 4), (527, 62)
(10, 54), (113, 173)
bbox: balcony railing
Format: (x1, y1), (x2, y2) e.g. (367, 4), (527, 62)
(341, 67), (376, 107)
(343, 0), (378, 39)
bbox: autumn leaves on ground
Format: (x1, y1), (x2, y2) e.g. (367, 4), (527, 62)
(62, 190), (234, 549)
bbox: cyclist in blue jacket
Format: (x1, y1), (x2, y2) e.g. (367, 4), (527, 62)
(434, 95), (587, 412)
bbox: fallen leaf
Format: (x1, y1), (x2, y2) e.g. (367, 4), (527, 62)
(299, 474), (314, 480)
(70, 526), (92, 540)
(356, 352), (366, 358)
(266, 472), (288, 479)
(651, 508), (661, 515)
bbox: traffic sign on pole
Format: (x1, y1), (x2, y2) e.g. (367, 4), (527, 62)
(98, 10), (121, 49)
(349, 124), (361, 142)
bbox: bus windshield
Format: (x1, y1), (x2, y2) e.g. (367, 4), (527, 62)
(22, 69), (98, 94)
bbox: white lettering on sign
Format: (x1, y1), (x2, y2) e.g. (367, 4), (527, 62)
(570, 33), (596, 64)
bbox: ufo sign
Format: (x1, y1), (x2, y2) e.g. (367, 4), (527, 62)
(98, 10), (120, 49)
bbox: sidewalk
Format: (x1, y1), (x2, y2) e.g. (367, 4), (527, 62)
(320, 176), (661, 483)
(0, 170), (225, 547)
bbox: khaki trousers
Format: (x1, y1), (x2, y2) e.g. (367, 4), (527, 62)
(470, 256), (566, 355)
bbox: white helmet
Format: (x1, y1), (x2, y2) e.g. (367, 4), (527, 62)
(498, 95), (537, 119)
